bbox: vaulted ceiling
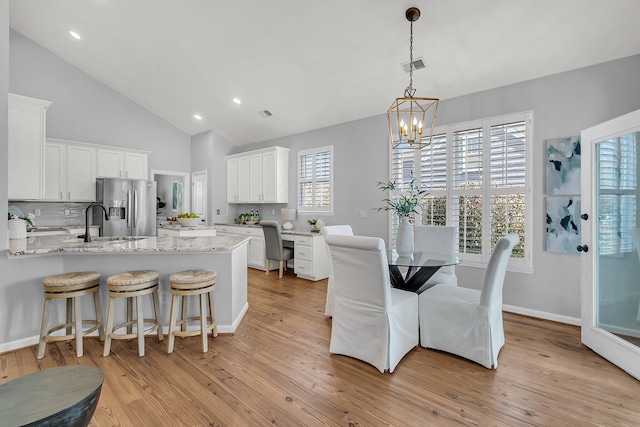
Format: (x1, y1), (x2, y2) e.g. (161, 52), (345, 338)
(9, 0), (640, 146)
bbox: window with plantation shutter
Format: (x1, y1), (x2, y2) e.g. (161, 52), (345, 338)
(298, 146), (333, 213)
(597, 135), (637, 255)
(387, 111), (533, 272)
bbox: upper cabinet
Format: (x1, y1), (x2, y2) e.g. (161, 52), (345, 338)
(8, 93), (51, 200)
(226, 146), (289, 203)
(44, 138), (149, 202)
(44, 139), (97, 201)
(97, 148), (148, 180)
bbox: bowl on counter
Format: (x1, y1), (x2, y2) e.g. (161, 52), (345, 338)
(177, 217), (201, 227)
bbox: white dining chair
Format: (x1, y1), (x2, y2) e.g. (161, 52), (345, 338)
(418, 235), (519, 369)
(414, 225), (458, 287)
(319, 225), (354, 317)
(325, 235), (419, 373)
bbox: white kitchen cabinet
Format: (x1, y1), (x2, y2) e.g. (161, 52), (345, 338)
(8, 93), (51, 200)
(289, 233), (330, 281)
(44, 139), (97, 201)
(215, 224), (328, 280)
(226, 158), (239, 203)
(97, 148), (148, 180)
(44, 141), (66, 201)
(226, 146), (289, 203)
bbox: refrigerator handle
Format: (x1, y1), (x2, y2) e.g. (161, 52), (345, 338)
(127, 190), (132, 228)
(133, 190), (138, 228)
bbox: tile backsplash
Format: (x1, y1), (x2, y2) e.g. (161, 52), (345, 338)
(8, 201), (88, 226)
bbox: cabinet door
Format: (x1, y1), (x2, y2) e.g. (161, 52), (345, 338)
(237, 156), (251, 202)
(248, 236), (266, 269)
(227, 158), (238, 202)
(8, 94), (50, 200)
(97, 148), (123, 178)
(261, 150), (278, 202)
(44, 141), (66, 200)
(66, 145), (97, 201)
(124, 151), (147, 179)
(249, 153), (263, 202)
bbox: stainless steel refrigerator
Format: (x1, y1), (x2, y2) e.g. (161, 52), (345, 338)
(94, 178), (157, 237)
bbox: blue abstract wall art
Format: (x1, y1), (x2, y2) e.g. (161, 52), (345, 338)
(546, 137), (581, 195)
(546, 196), (581, 254)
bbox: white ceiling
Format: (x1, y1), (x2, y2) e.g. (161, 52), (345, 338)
(9, 0), (640, 146)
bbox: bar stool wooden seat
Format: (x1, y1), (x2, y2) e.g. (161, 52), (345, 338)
(38, 271), (104, 360)
(167, 269), (217, 354)
(103, 270), (163, 357)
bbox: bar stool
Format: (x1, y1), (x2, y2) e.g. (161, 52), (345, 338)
(103, 270), (163, 357)
(38, 271), (104, 359)
(167, 269), (217, 354)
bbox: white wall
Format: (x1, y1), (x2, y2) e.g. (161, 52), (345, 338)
(236, 54), (640, 323)
(191, 129), (237, 225)
(9, 30), (191, 173)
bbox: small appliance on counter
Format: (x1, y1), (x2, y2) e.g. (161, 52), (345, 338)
(8, 216), (27, 239)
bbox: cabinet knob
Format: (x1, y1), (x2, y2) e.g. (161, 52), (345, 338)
(581, 213), (589, 220)
(577, 244), (589, 253)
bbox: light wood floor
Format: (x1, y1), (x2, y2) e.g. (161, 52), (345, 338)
(2, 268), (639, 426)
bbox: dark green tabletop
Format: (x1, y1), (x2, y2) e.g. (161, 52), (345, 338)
(0, 365), (103, 427)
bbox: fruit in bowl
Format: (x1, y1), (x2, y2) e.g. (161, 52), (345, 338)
(177, 213), (201, 227)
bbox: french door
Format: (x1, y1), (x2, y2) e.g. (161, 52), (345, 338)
(581, 108), (640, 380)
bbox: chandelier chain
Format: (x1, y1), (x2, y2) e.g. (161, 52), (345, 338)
(406, 18), (414, 96)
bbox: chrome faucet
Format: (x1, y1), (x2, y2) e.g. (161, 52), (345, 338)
(84, 202), (110, 242)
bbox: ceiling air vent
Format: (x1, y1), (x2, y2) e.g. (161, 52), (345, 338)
(401, 57), (425, 73)
(258, 109), (273, 118)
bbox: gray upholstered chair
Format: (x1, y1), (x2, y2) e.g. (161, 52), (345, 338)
(260, 220), (293, 278)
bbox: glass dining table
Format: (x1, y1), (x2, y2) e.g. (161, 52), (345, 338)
(387, 249), (461, 294)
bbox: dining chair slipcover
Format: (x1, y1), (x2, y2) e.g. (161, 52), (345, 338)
(414, 225), (458, 287)
(319, 225), (354, 316)
(260, 220), (293, 278)
(325, 235), (419, 373)
(418, 234), (519, 369)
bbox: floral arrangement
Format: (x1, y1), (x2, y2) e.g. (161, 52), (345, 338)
(377, 171), (428, 218)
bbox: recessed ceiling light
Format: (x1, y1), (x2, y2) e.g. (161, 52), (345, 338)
(194, 114), (202, 120)
(232, 98), (242, 105)
(69, 30), (81, 40)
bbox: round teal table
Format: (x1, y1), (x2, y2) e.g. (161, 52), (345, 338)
(0, 365), (103, 426)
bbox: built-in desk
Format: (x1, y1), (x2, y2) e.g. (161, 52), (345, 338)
(215, 224), (330, 281)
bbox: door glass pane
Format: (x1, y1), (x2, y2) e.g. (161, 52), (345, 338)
(596, 131), (640, 346)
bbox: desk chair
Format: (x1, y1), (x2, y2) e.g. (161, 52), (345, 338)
(261, 220), (293, 278)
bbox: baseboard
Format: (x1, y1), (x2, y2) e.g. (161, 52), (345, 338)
(0, 303), (251, 354)
(0, 336), (39, 354)
(503, 304), (581, 326)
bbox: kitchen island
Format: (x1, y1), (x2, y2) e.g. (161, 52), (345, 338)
(4, 234), (250, 351)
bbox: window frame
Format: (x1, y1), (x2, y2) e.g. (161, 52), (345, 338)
(297, 145), (334, 215)
(388, 111), (533, 273)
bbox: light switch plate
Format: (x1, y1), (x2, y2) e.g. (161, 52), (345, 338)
(360, 210), (367, 219)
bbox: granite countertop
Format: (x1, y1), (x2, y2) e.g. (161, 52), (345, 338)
(158, 223), (217, 231)
(215, 222), (318, 236)
(6, 234), (249, 257)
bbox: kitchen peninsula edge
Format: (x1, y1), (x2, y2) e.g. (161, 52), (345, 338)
(2, 235), (249, 353)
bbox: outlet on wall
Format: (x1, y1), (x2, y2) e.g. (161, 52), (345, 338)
(216, 209), (221, 215)
(34, 209), (41, 216)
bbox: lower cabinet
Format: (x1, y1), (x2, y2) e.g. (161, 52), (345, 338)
(216, 225), (329, 280)
(216, 225), (265, 269)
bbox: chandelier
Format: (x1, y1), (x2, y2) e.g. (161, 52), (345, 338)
(388, 7), (439, 150)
